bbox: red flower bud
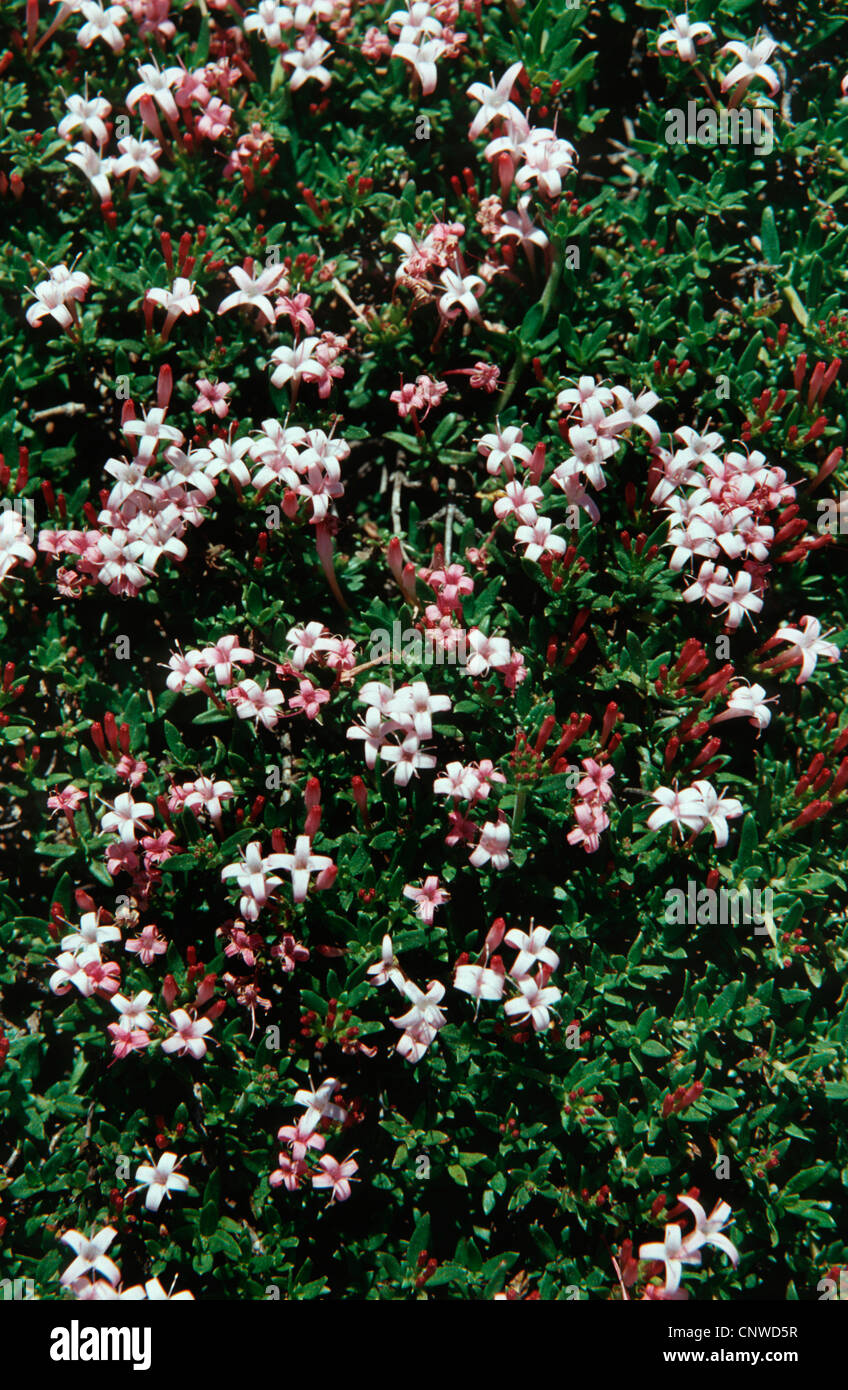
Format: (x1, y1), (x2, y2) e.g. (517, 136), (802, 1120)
(196, 973), (216, 1006)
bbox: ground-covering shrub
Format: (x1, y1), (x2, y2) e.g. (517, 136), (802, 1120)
(0, 0), (847, 1302)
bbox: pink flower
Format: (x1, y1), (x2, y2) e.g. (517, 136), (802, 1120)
(361, 27), (392, 60)
(289, 678), (330, 719)
(272, 933), (310, 972)
(228, 678), (286, 729)
(468, 361), (500, 392)
(108, 1022), (151, 1059)
(106, 842), (140, 877)
(125, 923), (168, 964)
(403, 875), (450, 924)
(273, 290), (313, 333)
(182, 776), (234, 828)
(165, 646), (209, 693)
(201, 634), (254, 686)
(277, 1117), (325, 1161)
(141, 830), (178, 865)
(47, 785), (88, 815)
(270, 1153), (307, 1191)
(312, 1153), (359, 1202)
(391, 379), (426, 419)
(193, 379), (231, 417)
(196, 97), (232, 140)
(414, 374), (448, 416)
(287, 621), (331, 669)
(115, 754), (148, 787)
(161, 1008), (213, 1060)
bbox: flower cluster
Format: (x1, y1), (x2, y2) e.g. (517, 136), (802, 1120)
(622, 1195), (740, 1300)
(270, 1078), (359, 1201)
(653, 429), (796, 630)
(59, 1224), (194, 1300)
(345, 677), (452, 787)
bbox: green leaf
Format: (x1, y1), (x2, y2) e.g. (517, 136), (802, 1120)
(760, 207), (780, 264)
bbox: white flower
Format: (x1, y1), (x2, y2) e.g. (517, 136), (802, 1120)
(146, 277), (200, 324)
(772, 615), (840, 684)
(66, 142), (112, 201)
(76, 1), (126, 52)
(244, 1), (294, 46)
(504, 975), (561, 1031)
(477, 423), (531, 478)
(294, 1077), (347, 1132)
(514, 516), (566, 562)
(58, 93), (111, 146)
(639, 1223), (702, 1295)
(646, 785), (708, 835)
(111, 991), (155, 1029)
(283, 37), (333, 90)
(466, 628), (511, 676)
(391, 979), (447, 1061)
(99, 792), (155, 844)
(393, 38), (446, 96)
(267, 835), (334, 903)
(26, 262), (90, 329)
(0, 508), (36, 581)
(379, 732), (436, 787)
(126, 62), (184, 122)
(677, 1195), (740, 1266)
(269, 337), (324, 389)
(367, 934), (405, 990)
(467, 62), (525, 139)
(657, 13), (714, 63)
(221, 841), (281, 920)
(469, 820), (511, 870)
(60, 1226), (121, 1286)
(114, 136), (161, 182)
(504, 926), (559, 978)
(218, 263), (288, 324)
(713, 682), (775, 731)
(230, 678), (286, 729)
(388, 2), (443, 44)
(454, 963), (505, 1001)
(689, 779), (744, 848)
(719, 35), (781, 96)
(134, 1152), (189, 1212)
(61, 912), (121, 953)
(438, 265), (484, 320)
